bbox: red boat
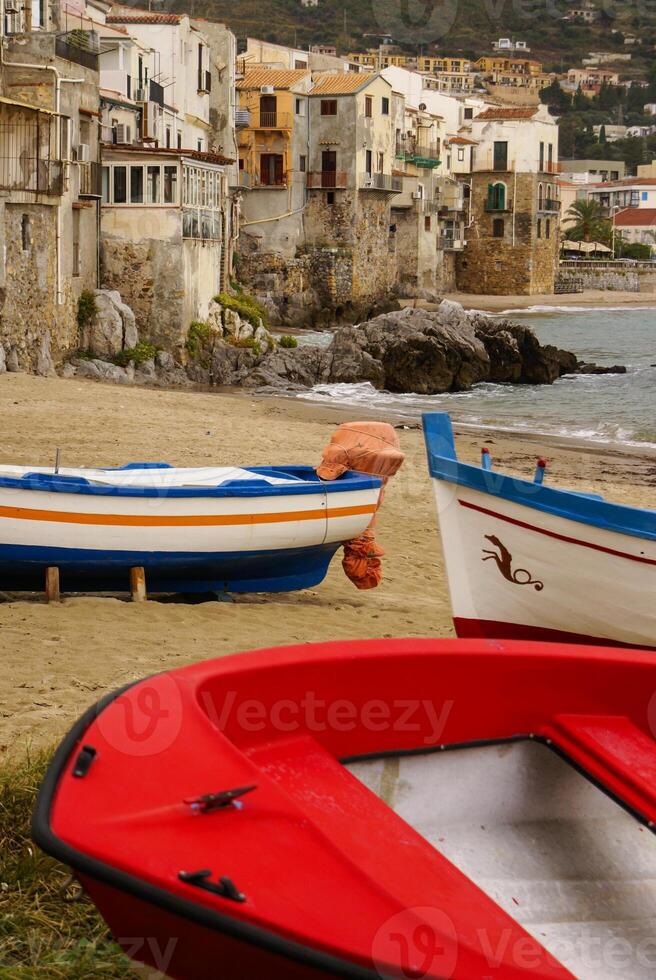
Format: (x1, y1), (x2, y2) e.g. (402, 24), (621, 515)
(34, 640), (656, 979)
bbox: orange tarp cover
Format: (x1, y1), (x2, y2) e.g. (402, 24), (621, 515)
(316, 422), (404, 589)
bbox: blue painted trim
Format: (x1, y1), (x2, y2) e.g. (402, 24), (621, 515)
(0, 542), (342, 593)
(0, 465), (381, 499)
(422, 412), (656, 543)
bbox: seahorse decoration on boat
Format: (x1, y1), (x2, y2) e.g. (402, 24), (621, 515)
(481, 535), (544, 592)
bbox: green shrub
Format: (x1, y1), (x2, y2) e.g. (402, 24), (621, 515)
(76, 290), (97, 329)
(227, 336), (262, 356)
(215, 291), (267, 329)
(279, 334), (298, 349)
(112, 342), (158, 367)
(185, 320), (213, 358)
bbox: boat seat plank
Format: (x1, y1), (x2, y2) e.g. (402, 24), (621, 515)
(550, 714), (656, 822)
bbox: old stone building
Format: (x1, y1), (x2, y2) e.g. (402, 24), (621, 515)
(456, 105), (560, 295)
(0, 11), (101, 370)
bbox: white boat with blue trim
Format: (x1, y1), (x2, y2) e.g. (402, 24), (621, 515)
(423, 412), (656, 650)
(0, 462), (381, 593)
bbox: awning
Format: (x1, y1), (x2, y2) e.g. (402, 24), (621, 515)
(184, 113), (212, 132)
(0, 95), (59, 115)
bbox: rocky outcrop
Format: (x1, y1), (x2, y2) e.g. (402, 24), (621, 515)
(57, 301), (625, 395)
(80, 290), (139, 357)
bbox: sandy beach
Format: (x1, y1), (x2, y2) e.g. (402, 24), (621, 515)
(0, 372), (654, 759)
(444, 289), (656, 312)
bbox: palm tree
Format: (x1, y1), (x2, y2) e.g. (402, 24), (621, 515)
(563, 199), (612, 244)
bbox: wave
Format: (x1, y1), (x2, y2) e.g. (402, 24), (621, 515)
(490, 304), (656, 316)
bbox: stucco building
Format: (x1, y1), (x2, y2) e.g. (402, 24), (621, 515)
(0, 6), (101, 369)
(456, 105), (560, 295)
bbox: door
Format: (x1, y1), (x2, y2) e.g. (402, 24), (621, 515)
(321, 150), (336, 187)
(260, 154), (284, 186)
(365, 149), (372, 176)
(259, 95), (277, 127)
(493, 141), (508, 171)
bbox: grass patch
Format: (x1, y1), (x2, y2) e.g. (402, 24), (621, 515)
(76, 291), (97, 331)
(215, 291), (267, 330)
(185, 320), (213, 360)
(112, 342), (158, 368)
(0, 748), (133, 977)
(278, 335), (298, 349)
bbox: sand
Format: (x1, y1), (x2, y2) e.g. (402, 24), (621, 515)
(444, 289), (656, 312)
(0, 372), (654, 759)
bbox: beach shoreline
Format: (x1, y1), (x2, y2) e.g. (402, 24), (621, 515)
(443, 289), (656, 312)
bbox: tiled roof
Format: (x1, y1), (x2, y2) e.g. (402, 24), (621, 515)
(592, 178), (656, 188)
(474, 106), (539, 120)
(107, 12), (182, 24)
(447, 136), (477, 144)
(612, 208), (656, 226)
(236, 68), (310, 91)
(310, 72), (377, 96)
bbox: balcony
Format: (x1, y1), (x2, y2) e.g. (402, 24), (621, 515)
(0, 155), (63, 196)
(484, 199), (512, 212)
(78, 160), (102, 198)
(250, 111), (292, 130)
(438, 236), (466, 251)
(55, 34), (99, 71)
(541, 161), (560, 174)
(395, 140), (441, 168)
(538, 198), (561, 212)
(235, 109), (252, 128)
(359, 172), (402, 193)
(413, 198), (441, 213)
(197, 70), (212, 94)
(307, 171), (348, 189)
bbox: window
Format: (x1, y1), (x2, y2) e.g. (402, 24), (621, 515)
(377, 151), (384, 173)
(539, 141), (544, 171)
(321, 100), (337, 116)
(326, 191), (335, 205)
(130, 166), (144, 203)
(424, 216), (431, 231)
(177, 132), (182, 150)
(492, 218), (504, 238)
(545, 218), (551, 239)
(295, 98), (305, 115)
(487, 182), (506, 210)
(457, 148), (465, 162)
(164, 166), (178, 204)
(365, 95), (373, 118)
(365, 149), (372, 175)
(147, 165), (160, 203)
(101, 166), (109, 202)
(538, 182), (543, 209)
(299, 154), (306, 173)
(537, 218), (542, 239)
(260, 153), (284, 186)
(166, 127), (171, 149)
(197, 140), (202, 152)
(72, 210), (80, 277)
(113, 166), (127, 204)
(464, 107), (473, 120)
(126, 75), (131, 100)
(382, 96), (390, 115)
(21, 214), (31, 251)
(493, 141), (508, 170)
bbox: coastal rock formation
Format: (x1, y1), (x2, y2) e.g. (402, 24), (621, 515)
(81, 290), (139, 357)
(57, 300), (626, 395)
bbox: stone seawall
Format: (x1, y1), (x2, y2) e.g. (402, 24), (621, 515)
(556, 267), (656, 293)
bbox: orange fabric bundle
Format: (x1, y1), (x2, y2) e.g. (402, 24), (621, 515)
(316, 422), (404, 590)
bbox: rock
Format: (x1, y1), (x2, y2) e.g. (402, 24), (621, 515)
(222, 308), (241, 338)
(206, 300), (225, 337)
(575, 362), (627, 375)
(82, 290), (139, 356)
(60, 362), (77, 378)
(72, 358), (130, 384)
(135, 358), (157, 381)
(35, 331), (56, 377)
(5, 348), (20, 372)
(235, 320), (254, 342)
(73, 359), (102, 379)
(155, 350), (176, 372)
(0, 345), (5, 374)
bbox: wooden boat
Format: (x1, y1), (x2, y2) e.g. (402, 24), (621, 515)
(423, 412), (656, 649)
(0, 463), (381, 593)
(34, 638), (656, 979)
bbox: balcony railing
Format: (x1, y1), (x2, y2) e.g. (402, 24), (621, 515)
(414, 198), (441, 213)
(306, 171), (348, 189)
(250, 111), (292, 130)
(541, 161), (560, 174)
(55, 35), (99, 71)
(438, 236), (466, 251)
(149, 78), (165, 108)
(538, 198), (561, 212)
(484, 199), (512, 212)
(0, 156), (63, 195)
(235, 108), (252, 128)
(395, 140), (441, 167)
(78, 160), (102, 197)
(359, 172), (402, 192)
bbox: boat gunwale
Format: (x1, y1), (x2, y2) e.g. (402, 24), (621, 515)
(0, 465), (382, 500)
(422, 412), (656, 543)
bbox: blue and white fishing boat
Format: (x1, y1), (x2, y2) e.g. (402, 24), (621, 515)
(0, 463), (381, 593)
(423, 412), (656, 649)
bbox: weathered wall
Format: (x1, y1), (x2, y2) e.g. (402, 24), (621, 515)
(456, 172), (558, 295)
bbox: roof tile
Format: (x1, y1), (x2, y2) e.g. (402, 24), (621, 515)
(612, 208), (656, 226)
(236, 68), (310, 91)
(310, 72), (376, 96)
(474, 106), (539, 120)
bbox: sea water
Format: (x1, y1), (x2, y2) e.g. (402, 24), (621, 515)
(298, 307), (656, 448)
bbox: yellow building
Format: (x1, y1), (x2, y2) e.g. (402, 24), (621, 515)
(417, 55), (471, 74)
(475, 56), (543, 76)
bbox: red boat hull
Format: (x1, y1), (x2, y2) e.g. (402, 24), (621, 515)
(33, 639), (656, 979)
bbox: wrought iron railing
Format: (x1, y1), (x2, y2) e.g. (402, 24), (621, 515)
(0, 116), (63, 194)
(250, 111), (292, 130)
(359, 172), (402, 192)
(55, 35), (99, 71)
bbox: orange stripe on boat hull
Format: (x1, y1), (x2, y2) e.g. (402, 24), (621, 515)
(0, 503), (376, 528)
